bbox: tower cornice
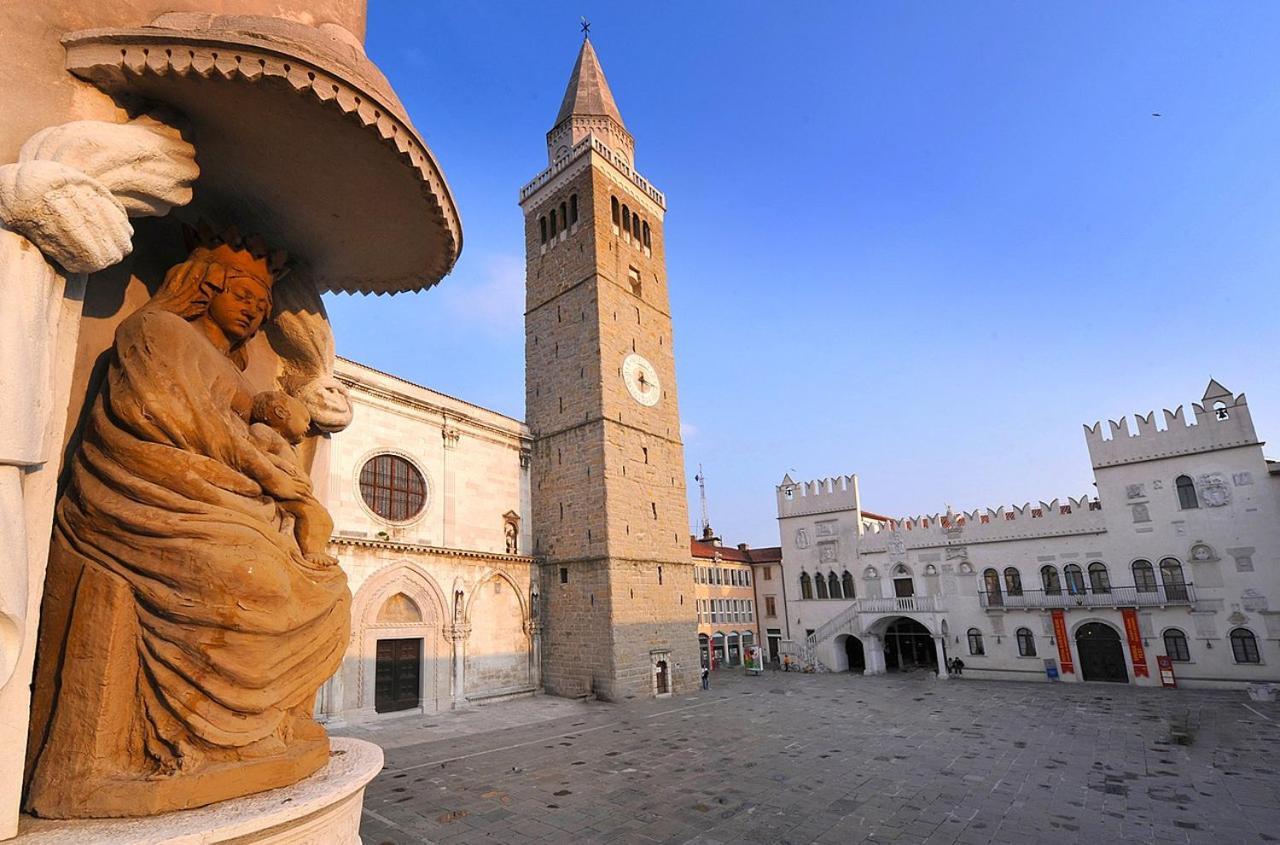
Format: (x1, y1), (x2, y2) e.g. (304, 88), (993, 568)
(519, 135), (665, 216)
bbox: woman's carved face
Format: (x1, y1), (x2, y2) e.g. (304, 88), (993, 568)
(207, 273), (271, 342)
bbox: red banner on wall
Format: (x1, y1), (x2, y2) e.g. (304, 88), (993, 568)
(1052, 610), (1073, 674)
(1122, 607), (1149, 678)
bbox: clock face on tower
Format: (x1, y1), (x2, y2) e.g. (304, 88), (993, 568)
(622, 352), (661, 407)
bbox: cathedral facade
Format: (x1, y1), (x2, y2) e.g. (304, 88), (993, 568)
(779, 380), (1280, 689)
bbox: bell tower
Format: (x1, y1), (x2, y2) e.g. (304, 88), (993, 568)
(520, 35), (697, 699)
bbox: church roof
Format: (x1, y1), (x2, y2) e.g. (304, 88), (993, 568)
(554, 37), (626, 129)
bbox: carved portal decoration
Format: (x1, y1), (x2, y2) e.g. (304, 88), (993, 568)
(1198, 473), (1231, 507)
(24, 231), (350, 819)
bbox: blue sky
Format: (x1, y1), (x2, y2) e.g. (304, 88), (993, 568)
(327, 3), (1280, 547)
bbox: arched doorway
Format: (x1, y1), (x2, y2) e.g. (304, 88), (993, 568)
(698, 633), (710, 668)
(1075, 622), (1128, 683)
(883, 618), (935, 671)
(844, 635), (866, 672)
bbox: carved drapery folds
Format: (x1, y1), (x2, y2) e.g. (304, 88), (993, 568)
(0, 116), (196, 692)
(25, 233), (350, 819)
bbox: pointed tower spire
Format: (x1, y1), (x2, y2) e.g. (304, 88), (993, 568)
(554, 37), (626, 129)
(546, 36), (635, 166)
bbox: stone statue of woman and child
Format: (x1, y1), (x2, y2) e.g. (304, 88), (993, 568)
(23, 225), (353, 818)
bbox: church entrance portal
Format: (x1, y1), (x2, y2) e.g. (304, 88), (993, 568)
(374, 637), (422, 713)
(1076, 622), (1128, 683)
(844, 635), (866, 672)
(883, 618), (936, 671)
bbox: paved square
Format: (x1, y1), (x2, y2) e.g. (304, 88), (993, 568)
(340, 672), (1280, 844)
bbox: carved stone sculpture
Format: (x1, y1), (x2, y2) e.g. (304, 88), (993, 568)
(0, 116), (196, 689)
(24, 230), (350, 819)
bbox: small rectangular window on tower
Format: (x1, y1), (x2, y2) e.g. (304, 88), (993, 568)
(628, 266), (642, 298)
(559, 567), (568, 584)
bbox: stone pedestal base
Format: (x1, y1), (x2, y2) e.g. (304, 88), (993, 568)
(13, 737), (381, 844)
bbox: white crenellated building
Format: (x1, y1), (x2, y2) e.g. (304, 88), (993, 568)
(778, 380), (1280, 689)
(314, 358), (538, 725)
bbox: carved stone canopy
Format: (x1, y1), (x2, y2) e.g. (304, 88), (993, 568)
(62, 13), (462, 295)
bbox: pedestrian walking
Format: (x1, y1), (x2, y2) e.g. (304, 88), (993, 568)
(700, 665), (710, 690)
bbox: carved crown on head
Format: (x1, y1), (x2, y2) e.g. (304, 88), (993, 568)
(183, 220), (290, 286)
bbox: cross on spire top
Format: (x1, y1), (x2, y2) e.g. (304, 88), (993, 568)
(580, 17), (591, 37)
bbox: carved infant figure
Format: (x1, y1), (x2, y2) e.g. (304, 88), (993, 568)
(249, 390), (337, 567)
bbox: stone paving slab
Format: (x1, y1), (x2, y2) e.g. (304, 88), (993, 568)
(350, 671), (1280, 844)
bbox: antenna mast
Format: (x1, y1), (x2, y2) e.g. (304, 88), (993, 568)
(695, 464), (711, 538)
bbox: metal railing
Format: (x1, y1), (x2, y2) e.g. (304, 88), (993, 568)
(802, 595), (946, 668)
(979, 583), (1195, 610)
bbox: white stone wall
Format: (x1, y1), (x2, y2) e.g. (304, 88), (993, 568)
(317, 359), (538, 725)
(779, 382), (1280, 689)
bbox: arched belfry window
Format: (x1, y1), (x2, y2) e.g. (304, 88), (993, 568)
(569, 193), (579, 225)
(799, 571), (813, 600)
(559, 201), (568, 234)
(539, 216), (547, 244)
(622, 205), (631, 235)
(611, 196), (620, 227)
(1176, 475), (1198, 509)
(642, 221), (651, 248)
(549, 208), (558, 237)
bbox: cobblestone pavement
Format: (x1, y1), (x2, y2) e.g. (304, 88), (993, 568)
(343, 671), (1280, 844)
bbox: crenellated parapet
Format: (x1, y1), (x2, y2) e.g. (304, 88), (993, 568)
(858, 494), (1106, 553)
(1084, 380), (1258, 469)
(777, 473), (859, 518)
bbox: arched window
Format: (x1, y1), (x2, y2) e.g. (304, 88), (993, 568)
(611, 196), (620, 227)
(539, 216), (547, 244)
(815, 572), (829, 599)
(1230, 628), (1260, 664)
(983, 568), (1003, 606)
(967, 628), (985, 655)
(842, 570), (856, 599)
(1064, 564), (1086, 595)
(549, 208), (558, 237)
(1159, 558), (1187, 601)
(1176, 475), (1198, 509)
(1041, 565), (1061, 595)
(1016, 627), (1036, 657)
(559, 201), (568, 233)
(828, 571), (841, 599)
(359, 454), (427, 521)
(622, 205), (631, 235)
(1087, 562), (1111, 594)
(1132, 560), (1156, 592)
(632, 212), (641, 239)
(569, 193), (578, 225)
(1163, 628), (1190, 662)
(642, 221), (651, 248)
(1003, 567), (1023, 597)
(799, 572), (813, 600)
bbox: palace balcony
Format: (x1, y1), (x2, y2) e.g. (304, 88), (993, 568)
(979, 584), (1196, 610)
(853, 595), (945, 614)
